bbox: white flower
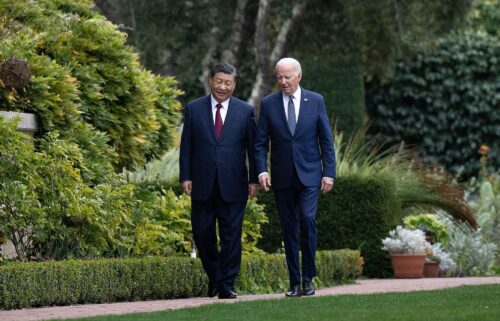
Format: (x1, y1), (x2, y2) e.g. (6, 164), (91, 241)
(428, 242), (456, 272)
(381, 226), (428, 254)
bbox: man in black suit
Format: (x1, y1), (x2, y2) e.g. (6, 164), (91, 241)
(255, 57), (336, 297)
(179, 63), (258, 299)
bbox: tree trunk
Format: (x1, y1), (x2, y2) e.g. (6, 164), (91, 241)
(220, 0), (257, 67)
(199, 28), (219, 94)
(248, 0), (310, 111)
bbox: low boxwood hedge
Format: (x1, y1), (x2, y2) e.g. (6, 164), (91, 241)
(0, 250), (362, 310)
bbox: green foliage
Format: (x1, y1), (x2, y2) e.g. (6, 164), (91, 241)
(0, 0), (183, 174)
(0, 116), (138, 260)
(0, 250), (362, 309)
(468, 174), (500, 265)
(403, 214), (449, 245)
(440, 212), (497, 276)
(105, 0), (231, 103)
(242, 199), (268, 254)
(130, 185), (268, 256)
(468, 0), (500, 36)
(258, 128), (476, 277)
(125, 147), (180, 188)
(366, 31), (500, 179)
(127, 186), (193, 257)
(301, 54), (366, 136)
(335, 129), (475, 227)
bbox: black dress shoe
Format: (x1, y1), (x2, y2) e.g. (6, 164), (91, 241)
(218, 290), (237, 299)
(285, 284), (301, 297)
(302, 279), (315, 296)
(207, 282), (218, 298)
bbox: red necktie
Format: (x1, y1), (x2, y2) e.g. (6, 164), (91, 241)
(215, 103), (223, 139)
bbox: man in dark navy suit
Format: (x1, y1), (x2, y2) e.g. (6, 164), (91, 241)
(179, 63), (258, 299)
(255, 57), (336, 297)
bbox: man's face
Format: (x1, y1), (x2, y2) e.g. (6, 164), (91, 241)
(276, 63), (301, 96)
(210, 72), (236, 103)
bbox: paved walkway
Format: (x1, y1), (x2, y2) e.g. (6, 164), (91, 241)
(1, 277), (499, 321)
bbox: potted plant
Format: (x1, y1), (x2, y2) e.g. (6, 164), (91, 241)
(423, 247), (441, 277)
(424, 242), (457, 277)
(381, 226), (428, 278)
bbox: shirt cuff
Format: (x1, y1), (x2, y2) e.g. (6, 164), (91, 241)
(258, 172), (269, 178)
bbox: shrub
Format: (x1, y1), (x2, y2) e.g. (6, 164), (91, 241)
(366, 31), (500, 179)
(439, 212), (497, 276)
(0, 250), (362, 309)
(130, 185), (268, 256)
(335, 129), (475, 227)
(0, 0), (183, 176)
(0, 117), (137, 260)
(126, 187), (193, 257)
(469, 175), (500, 264)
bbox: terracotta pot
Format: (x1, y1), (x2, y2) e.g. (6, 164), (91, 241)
(390, 254), (426, 278)
(423, 261), (439, 278)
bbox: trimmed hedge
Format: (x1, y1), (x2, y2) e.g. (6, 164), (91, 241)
(0, 250), (362, 310)
(257, 175), (401, 278)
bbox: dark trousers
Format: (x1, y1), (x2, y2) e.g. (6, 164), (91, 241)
(274, 169), (319, 285)
(191, 176), (246, 293)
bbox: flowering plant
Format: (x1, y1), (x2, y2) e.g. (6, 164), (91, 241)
(426, 242), (456, 272)
(381, 226), (428, 254)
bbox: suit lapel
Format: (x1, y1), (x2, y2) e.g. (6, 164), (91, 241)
(218, 97), (236, 142)
(203, 95), (217, 141)
(276, 92), (292, 136)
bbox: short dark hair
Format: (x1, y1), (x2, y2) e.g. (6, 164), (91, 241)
(210, 63), (239, 81)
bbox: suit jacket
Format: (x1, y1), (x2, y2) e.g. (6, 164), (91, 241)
(255, 88), (336, 190)
(179, 95), (257, 202)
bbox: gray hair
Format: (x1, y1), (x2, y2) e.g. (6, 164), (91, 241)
(275, 57), (302, 74)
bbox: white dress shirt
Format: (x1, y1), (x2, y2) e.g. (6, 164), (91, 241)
(211, 95), (229, 123)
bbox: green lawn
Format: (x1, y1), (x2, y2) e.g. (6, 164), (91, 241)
(65, 285), (500, 321)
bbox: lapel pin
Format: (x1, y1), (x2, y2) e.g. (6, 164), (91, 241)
(304, 98), (308, 101)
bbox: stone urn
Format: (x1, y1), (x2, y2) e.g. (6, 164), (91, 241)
(0, 111), (39, 136)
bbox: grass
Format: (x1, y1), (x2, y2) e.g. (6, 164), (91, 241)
(65, 284), (500, 321)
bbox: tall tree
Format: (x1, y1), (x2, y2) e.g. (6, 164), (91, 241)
(94, 0), (473, 131)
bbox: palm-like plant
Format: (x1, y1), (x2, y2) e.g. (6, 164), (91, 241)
(334, 128), (476, 227)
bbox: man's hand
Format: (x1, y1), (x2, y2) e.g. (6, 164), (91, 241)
(248, 184), (259, 199)
(321, 177), (334, 193)
(182, 180), (192, 196)
(258, 173), (272, 192)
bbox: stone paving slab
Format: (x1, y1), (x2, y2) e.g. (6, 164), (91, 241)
(0, 277), (499, 321)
